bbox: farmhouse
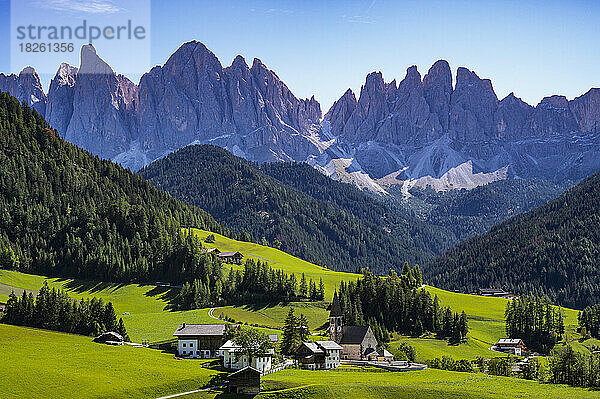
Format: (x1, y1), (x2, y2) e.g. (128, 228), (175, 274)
(295, 340), (343, 370)
(329, 292), (378, 360)
(217, 251), (243, 264)
(219, 339), (274, 373)
(494, 338), (527, 356)
(475, 288), (518, 299)
(173, 323), (226, 358)
(200, 248), (220, 254)
(226, 366), (261, 395)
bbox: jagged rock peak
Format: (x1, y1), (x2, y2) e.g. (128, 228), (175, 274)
(79, 44), (114, 75)
(18, 66), (37, 77)
(405, 65), (421, 80)
(251, 57), (267, 71)
(56, 63), (78, 79)
(539, 95), (569, 109)
(423, 60), (452, 130)
(365, 71), (384, 88)
(325, 88), (357, 121)
(456, 67), (491, 90)
(230, 54), (249, 69)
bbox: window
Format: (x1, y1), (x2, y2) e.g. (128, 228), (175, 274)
(183, 343), (186, 347)
(197, 351), (200, 355)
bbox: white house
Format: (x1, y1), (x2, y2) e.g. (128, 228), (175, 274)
(295, 340), (343, 370)
(316, 340), (342, 369)
(173, 323), (226, 359)
(219, 339), (274, 373)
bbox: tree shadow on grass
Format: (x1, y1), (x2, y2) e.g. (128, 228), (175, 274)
(57, 278), (129, 294)
(143, 285), (181, 311)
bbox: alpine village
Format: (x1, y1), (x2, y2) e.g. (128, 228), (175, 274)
(3, 2), (600, 398)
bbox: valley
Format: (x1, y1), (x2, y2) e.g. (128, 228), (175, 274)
(1, 2), (600, 397)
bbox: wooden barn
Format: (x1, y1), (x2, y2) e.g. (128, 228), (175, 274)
(217, 251), (244, 264)
(226, 366), (261, 395)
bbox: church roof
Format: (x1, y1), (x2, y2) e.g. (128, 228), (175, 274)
(330, 291), (343, 317)
(340, 326), (371, 345)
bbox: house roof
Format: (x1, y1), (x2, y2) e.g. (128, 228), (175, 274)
(201, 248), (219, 254)
(479, 288), (507, 294)
(330, 291), (343, 317)
(302, 342), (325, 354)
(340, 326), (371, 345)
(379, 349), (393, 357)
(219, 339), (275, 354)
(173, 324), (226, 337)
(315, 340), (343, 350)
(496, 338), (523, 345)
(228, 366), (261, 378)
(364, 347), (377, 357)
(218, 251), (242, 257)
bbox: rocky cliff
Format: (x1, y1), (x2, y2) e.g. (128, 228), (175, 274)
(1, 42), (599, 192)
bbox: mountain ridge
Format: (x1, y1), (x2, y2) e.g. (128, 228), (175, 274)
(2, 41), (600, 192)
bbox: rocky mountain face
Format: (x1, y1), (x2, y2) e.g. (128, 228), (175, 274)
(0, 67), (47, 116)
(2, 41), (600, 191)
(314, 61), (600, 191)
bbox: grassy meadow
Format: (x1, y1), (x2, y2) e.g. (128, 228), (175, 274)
(188, 228), (361, 300)
(0, 324), (223, 399)
(0, 231), (593, 399)
(187, 367), (600, 399)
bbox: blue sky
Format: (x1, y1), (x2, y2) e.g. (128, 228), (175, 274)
(0, 0), (599, 111)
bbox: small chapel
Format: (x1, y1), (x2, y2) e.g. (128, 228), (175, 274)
(328, 291), (378, 360)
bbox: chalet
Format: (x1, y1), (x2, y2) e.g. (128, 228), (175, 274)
(329, 292), (379, 360)
(173, 323), (226, 358)
(494, 338), (527, 356)
(217, 251), (244, 264)
(475, 288), (518, 299)
(226, 366), (261, 395)
(365, 348), (394, 363)
(295, 340), (343, 370)
(219, 339), (274, 373)
(200, 248), (220, 254)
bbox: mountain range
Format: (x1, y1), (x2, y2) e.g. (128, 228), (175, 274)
(2, 41), (600, 193)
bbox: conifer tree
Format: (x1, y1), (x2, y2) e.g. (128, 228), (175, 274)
(298, 313), (310, 342)
(281, 308), (300, 355)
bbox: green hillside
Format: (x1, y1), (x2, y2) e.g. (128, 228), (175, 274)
(427, 168), (600, 308)
(188, 228), (361, 299)
(4, 323), (599, 399)
(140, 144), (453, 274)
(0, 324), (223, 399)
(0, 92), (224, 284)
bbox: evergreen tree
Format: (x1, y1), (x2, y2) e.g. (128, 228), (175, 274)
(281, 309), (300, 355)
(298, 313), (309, 342)
(299, 273), (307, 298)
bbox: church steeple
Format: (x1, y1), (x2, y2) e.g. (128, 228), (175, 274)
(329, 291), (344, 342)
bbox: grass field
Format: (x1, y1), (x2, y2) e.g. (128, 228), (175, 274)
(4, 324), (599, 399)
(188, 228), (361, 300)
(0, 269), (282, 342)
(187, 367), (600, 399)
(0, 324), (223, 399)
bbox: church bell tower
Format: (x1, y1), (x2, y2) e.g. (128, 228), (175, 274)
(329, 291), (344, 343)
